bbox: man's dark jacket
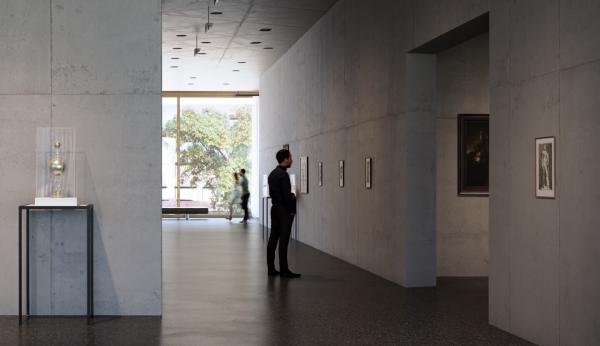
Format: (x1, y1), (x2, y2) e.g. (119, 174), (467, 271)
(268, 165), (296, 214)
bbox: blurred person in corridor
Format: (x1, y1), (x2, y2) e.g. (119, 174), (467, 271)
(239, 168), (250, 223)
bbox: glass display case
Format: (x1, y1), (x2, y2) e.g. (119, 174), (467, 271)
(34, 127), (78, 206)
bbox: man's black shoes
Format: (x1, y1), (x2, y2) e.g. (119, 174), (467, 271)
(268, 269), (301, 278)
(279, 270), (301, 278)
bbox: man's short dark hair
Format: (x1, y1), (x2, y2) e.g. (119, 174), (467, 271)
(240, 169), (246, 174)
(276, 149), (291, 163)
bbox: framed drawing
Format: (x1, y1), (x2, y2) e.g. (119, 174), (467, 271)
(365, 157), (372, 189)
(262, 174), (269, 197)
(290, 174), (297, 195)
(300, 156), (309, 194)
(339, 160), (345, 187)
(318, 162), (323, 187)
(458, 114), (489, 196)
(535, 136), (556, 199)
(283, 144), (290, 150)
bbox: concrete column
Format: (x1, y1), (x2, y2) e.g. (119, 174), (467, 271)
(403, 53), (437, 287)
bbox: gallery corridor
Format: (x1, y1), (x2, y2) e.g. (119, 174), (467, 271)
(0, 219), (532, 345)
(160, 220), (531, 345)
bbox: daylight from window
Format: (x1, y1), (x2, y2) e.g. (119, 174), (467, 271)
(162, 97), (257, 215)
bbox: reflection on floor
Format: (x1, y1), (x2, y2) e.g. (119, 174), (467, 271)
(0, 219), (533, 345)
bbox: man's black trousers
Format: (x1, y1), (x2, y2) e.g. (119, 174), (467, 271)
(241, 193), (250, 221)
(267, 205), (294, 271)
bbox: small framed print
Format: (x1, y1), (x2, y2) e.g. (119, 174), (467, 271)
(339, 160), (345, 187)
(290, 174), (297, 195)
(535, 136), (556, 199)
(300, 156), (309, 194)
(365, 157), (372, 189)
(318, 162), (323, 187)
(262, 174), (269, 197)
(283, 144), (290, 150)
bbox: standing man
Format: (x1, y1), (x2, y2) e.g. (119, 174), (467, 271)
(239, 168), (250, 223)
(267, 149), (301, 278)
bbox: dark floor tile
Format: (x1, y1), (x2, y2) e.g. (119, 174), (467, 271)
(0, 219), (533, 346)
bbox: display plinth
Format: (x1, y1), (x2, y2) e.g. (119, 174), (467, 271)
(18, 204), (94, 325)
(34, 197), (78, 206)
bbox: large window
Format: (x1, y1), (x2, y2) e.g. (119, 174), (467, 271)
(162, 95), (257, 215)
(162, 97), (178, 207)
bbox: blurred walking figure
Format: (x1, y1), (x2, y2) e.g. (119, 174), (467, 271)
(227, 172), (242, 221)
(267, 149), (301, 278)
(239, 168), (250, 223)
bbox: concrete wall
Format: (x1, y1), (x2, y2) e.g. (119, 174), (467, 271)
(263, 0), (600, 343)
(436, 33), (489, 277)
(0, 0), (162, 315)
(490, 0), (600, 344)
(259, 0), (489, 287)
(261, 0), (600, 343)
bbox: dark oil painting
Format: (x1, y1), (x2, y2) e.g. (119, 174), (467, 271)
(458, 114), (489, 196)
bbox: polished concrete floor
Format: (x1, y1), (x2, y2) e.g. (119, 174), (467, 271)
(0, 219), (533, 345)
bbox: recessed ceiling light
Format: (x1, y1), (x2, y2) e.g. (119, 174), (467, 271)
(176, 34), (187, 37)
(188, 83), (194, 85)
(170, 66), (179, 68)
(238, 61), (246, 64)
(171, 57), (180, 59)
(173, 47), (182, 50)
(232, 69), (240, 72)
(223, 83), (230, 85)
(264, 47), (274, 50)
(199, 52), (207, 55)
(250, 41), (262, 45)
(210, 11), (223, 15)
(260, 28), (272, 32)
(201, 41), (211, 44)
(190, 76), (197, 79)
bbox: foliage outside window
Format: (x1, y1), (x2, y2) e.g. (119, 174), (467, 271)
(163, 104), (251, 210)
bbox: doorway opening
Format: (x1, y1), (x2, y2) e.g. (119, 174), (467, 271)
(161, 93), (259, 219)
(406, 12), (490, 284)
(435, 32), (490, 277)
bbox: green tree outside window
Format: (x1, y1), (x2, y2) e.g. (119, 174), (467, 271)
(163, 105), (252, 210)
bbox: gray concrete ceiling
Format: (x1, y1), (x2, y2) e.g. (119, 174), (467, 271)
(162, 0), (338, 91)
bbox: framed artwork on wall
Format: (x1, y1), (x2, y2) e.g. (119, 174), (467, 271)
(365, 157), (372, 189)
(318, 162), (323, 187)
(458, 114), (489, 196)
(290, 174), (297, 195)
(535, 136), (556, 199)
(300, 156), (309, 194)
(339, 160), (344, 187)
(262, 174), (269, 197)
(283, 144), (290, 150)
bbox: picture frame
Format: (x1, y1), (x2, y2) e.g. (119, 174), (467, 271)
(300, 156), (309, 194)
(290, 174), (297, 195)
(283, 144), (289, 150)
(365, 157), (372, 189)
(262, 174), (269, 197)
(535, 136), (556, 199)
(318, 162), (323, 187)
(457, 114), (489, 196)
(339, 160), (344, 187)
